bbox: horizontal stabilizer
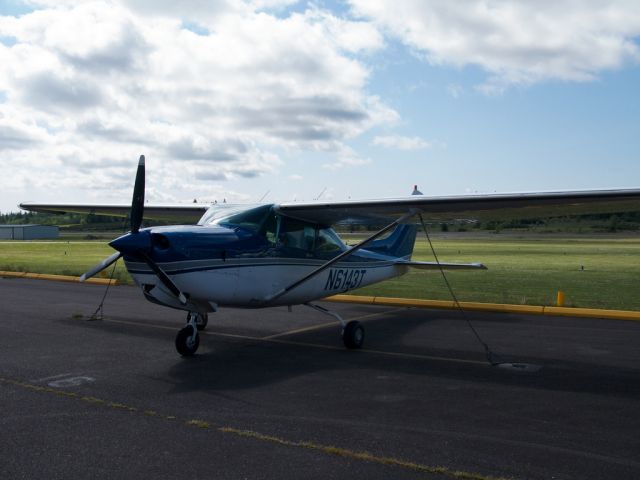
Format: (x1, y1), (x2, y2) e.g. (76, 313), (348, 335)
(396, 260), (487, 270)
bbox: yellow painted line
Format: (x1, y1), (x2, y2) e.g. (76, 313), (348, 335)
(218, 427), (509, 480)
(325, 295), (640, 322)
(0, 270), (118, 286)
(359, 347), (487, 366)
(261, 321), (340, 340)
(93, 316), (486, 366)
(262, 307), (408, 340)
(0, 375), (507, 480)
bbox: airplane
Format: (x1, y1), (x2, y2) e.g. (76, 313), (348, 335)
(20, 155), (640, 356)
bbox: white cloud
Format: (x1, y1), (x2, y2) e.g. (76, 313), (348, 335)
(349, 0), (640, 91)
(0, 1), (395, 210)
(322, 144), (371, 170)
(373, 135), (430, 150)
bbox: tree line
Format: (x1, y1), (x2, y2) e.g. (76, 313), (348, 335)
(2, 210), (640, 233)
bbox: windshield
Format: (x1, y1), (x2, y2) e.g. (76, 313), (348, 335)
(198, 204), (269, 226)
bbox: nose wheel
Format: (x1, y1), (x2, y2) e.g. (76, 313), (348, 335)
(175, 313), (202, 356)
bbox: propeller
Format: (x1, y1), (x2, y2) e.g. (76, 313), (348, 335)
(130, 155), (145, 233)
(80, 155), (188, 306)
(79, 251), (122, 282)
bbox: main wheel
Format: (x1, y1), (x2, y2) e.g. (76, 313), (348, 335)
(343, 320), (365, 349)
(175, 325), (199, 356)
(187, 312), (208, 331)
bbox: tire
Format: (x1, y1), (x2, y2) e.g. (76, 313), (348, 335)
(343, 320), (365, 349)
(187, 312), (209, 331)
(175, 325), (199, 356)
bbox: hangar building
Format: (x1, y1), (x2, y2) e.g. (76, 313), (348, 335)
(0, 225), (59, 240)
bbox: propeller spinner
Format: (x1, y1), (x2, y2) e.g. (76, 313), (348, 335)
(80, 155), (188, 305)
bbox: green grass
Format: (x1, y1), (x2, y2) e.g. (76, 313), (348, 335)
(1, 234), (639, 311)
(353, 234), (640, 311)
(0, 241), (131, 284)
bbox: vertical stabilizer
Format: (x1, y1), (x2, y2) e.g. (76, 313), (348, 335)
(367, 224), (418, 259)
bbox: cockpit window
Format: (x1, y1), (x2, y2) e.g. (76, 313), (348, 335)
(315, 228), (344, 253)
(198, 204), (345, 255)
(278, 216), (345, 254)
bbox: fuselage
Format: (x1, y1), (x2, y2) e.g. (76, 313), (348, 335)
(111, 204), (416, 312)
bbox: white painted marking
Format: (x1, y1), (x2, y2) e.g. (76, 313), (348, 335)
(30, 373), (75, 383)
(48, 376), (95, 388)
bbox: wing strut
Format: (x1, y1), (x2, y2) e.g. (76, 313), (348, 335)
(261, 210), (417, 305)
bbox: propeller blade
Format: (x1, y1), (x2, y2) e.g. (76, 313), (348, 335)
(138, 251), (187, 305)
(80, 252), (122, 282)
(130, 155), (145, 233)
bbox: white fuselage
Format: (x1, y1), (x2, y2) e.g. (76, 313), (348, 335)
(127, 257), (409, 311)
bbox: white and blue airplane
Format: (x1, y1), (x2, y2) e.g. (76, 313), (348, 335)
(20, 156), (640, 356)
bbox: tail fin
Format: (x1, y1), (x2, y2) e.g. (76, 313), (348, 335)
(367, 185), (421, 259)
(367, 224), (417, 259)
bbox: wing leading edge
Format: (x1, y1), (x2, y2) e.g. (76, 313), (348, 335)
(276, 189), (640, 226)
(19, 202), (209, 223)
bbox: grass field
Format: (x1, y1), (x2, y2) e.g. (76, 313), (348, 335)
(353, 234), (640, 311)
(0, 241), (132, 284)
(1, 234), (639, 311)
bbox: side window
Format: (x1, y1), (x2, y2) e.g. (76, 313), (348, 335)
(263, 213), (278, 245)
(278, 218), (345, 255)
(315, 228), (343, 253)
(279, 217), (314, 251)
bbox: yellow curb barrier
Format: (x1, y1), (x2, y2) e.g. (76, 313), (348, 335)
(0, 270), (119, 286)
(1, 270), (637, 321)
(325, 294), (640, 322)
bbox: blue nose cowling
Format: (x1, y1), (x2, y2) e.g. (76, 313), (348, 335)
(109, 230), (151, 256)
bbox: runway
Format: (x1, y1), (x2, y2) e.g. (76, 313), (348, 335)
(1, 277), (639, 479)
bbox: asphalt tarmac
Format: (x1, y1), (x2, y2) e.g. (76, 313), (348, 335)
(1, 277), (639, 480)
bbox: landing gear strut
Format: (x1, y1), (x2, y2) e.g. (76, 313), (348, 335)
(175, 313), (200, 356)
(186, 311), (208, 331)
(305, 303), (365, 350)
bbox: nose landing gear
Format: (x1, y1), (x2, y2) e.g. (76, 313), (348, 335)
(188, 311), (208, 331)
(175, 312), (205, 356)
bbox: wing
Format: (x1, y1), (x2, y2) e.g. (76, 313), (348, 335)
(276, 189), (640, 225)
(19, 202), (209, 223)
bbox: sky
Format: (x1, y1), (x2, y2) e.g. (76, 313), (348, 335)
(0, 0), (639, 213)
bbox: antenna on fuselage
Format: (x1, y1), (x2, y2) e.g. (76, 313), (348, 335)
(412, 185), (423, 195)
(258, 190), (270, 202)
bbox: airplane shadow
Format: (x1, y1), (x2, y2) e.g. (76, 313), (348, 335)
(59, 308), (640, 400)
(162, 311), (640, 400)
